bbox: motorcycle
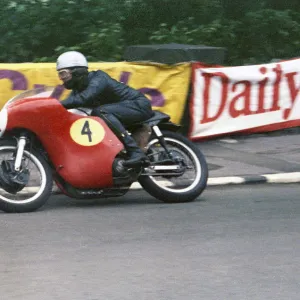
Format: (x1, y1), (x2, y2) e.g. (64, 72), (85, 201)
(0, 86), (208, 213)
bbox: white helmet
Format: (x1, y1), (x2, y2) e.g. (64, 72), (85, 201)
(56, 51), (88, 71)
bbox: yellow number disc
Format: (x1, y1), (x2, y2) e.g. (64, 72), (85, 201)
(70, 118), (105, 146)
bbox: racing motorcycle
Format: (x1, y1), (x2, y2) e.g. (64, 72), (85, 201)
(0, 86), (208, 213)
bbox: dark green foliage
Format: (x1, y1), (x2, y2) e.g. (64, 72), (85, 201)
(0, 0), (299, 65)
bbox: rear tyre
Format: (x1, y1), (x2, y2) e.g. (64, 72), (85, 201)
(138, 131), (208, 203)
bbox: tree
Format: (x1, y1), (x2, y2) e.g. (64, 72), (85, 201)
(122, 0), (222, 45)
(0, 0), (300, 64)
(236, 9), (300, 64)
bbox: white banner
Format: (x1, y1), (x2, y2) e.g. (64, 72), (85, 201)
(189, 59), (300, 140)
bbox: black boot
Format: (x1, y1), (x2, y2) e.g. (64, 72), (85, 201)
(94, 111), (149, 167)
(121, 132), (149, 167)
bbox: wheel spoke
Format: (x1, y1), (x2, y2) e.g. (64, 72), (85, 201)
(0, 147), (47, 204)
(145, 137), (202, 193)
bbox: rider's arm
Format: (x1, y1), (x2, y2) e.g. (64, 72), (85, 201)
(61, 74), (107, 109)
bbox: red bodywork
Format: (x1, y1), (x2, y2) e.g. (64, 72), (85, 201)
(6, 97), (124, 188)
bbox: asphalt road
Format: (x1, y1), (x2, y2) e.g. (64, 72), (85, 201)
(1, 184), (300, 300)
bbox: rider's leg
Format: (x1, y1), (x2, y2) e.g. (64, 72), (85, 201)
(91, 99), (153, 166)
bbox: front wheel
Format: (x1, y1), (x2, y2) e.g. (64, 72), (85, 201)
(0, 140), (53, 213)
(138, 131), (208, 203)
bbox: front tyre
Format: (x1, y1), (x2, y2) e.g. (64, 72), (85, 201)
(138, 131), (208, 203)
(0, 140), (53, 213)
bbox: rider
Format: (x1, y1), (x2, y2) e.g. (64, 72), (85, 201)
(56, 51), (154, 167)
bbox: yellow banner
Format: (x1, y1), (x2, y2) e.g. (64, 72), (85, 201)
(0, 61), (191, 124)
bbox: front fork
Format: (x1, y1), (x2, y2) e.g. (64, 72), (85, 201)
(14, 135), (27, 171)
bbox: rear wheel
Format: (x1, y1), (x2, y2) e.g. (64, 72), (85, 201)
(138, 131), (208, 203)
(0, 140), (53, 213)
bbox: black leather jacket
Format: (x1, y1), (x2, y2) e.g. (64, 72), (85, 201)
(61, 70), (147, 109)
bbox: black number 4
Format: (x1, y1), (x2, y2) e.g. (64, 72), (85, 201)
(81, 120), (92, 142)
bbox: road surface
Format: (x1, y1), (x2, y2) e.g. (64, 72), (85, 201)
(1, 184), (300, 300)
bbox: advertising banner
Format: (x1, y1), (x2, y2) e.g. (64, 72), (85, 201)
(189, 59), (300, 139)
(0, 61), (191, 124)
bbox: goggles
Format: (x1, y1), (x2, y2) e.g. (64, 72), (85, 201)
(58, 69), (73, 81)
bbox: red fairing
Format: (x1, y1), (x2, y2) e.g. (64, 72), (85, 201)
(6, 97), (124, 188)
